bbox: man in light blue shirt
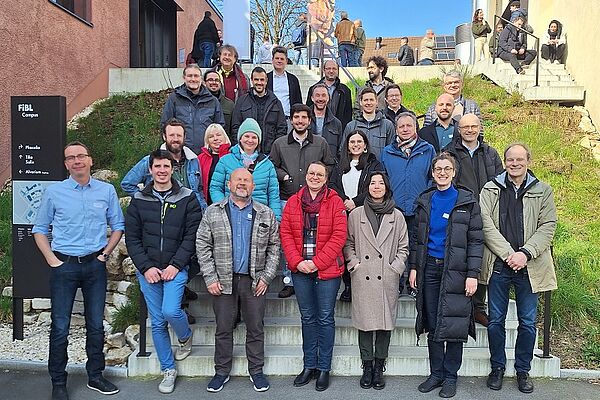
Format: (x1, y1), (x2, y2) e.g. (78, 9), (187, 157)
(33, 141), (124, 400)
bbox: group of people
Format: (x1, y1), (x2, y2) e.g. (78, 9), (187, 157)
(35, 36), (557, 400)
(333, 11), (367, 67)
(472, 2), (567, 74)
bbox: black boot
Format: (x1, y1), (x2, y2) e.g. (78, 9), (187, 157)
(372, 358), (386, 390)
(359, 360), (373, 389)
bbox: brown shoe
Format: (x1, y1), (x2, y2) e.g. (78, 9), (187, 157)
(474, 310), (489, 327)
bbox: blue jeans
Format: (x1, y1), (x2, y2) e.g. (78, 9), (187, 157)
(292, 272), (341, 371)
(199, 41), (215, 68)
(137, 268), (191, 371)
(49, 257), (107, 385)
(280, 200), (293, 287)
(488, 265), (539, 373)
(338, 43), (356, 67)
(423, 258), (464, 381)
(418, 58), (435, 65)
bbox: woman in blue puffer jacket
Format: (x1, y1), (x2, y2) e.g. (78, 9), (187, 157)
(209, 117), (282, 220)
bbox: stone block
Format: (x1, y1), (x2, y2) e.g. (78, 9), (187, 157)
(2, 286), (12, 297)
(74, 288), (84, 302)
(121, 257), (136, 276)
(113, 293), (128, 309)
(37, 311), (52, 325)
(125, 324), (140, 349)
(32, 298), (52, 310)
(106, 256), (124, 277)
(23, 314), (38, 324)
(114, 237), (128, 257)
(71, 314), (86, 326)
(117, 281), (132, 294)
(105, 305), (118, 324)
(104, 320), (113, 335)
(579, 115), (597, 133)
(23, 299), (32, 313)
(92, 169), (118, 182)
(72, 300), (85, 315)
(105, 346), (133, 366)
(106, 332), (126, 348)
(106, 281), (119, 292)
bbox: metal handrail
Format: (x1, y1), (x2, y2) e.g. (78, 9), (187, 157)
(493, 15), (540, 87)
(535, 245), (555, 359)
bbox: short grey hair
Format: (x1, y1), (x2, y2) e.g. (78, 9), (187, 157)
(340, 11), (348, 19)
(444, 70), (463, 82)
(395, 112), (417, 127)
(183, 63), (202, 77)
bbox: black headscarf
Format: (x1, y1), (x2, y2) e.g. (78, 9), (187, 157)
(548, 20), (563, 40)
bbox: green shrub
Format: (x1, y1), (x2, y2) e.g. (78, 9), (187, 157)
(111, 281), (141, 333)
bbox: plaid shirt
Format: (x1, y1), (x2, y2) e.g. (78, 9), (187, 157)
(302, 214), (318, 260)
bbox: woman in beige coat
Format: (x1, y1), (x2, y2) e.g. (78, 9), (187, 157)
(344, 171), (409, 390)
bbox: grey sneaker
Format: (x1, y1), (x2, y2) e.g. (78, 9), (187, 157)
(174, 331), (193, 361)
(158, 369), (177, 394)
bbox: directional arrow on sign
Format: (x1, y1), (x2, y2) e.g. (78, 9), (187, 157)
(18, 170), (22, 174)
(18, 144), (23, 149)
(19, 155), (22, 159)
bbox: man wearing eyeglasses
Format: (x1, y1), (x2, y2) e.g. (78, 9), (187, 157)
(445, 113), (503, 327)
(33, 141), (125, 400)
(423, 71), (482, 128)
(204, 69), (235, 142)
(382, 84), (416, 127)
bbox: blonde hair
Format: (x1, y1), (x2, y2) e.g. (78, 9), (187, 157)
(204, 124), (230, 148)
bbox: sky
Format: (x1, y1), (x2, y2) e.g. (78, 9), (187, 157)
(336, 0), (473, 38)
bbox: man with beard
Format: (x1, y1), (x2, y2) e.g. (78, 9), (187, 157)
(419, 93), (458, 153)
(383, 84), (416, 127)
(353, 56), (394, 117)
(424, 71), (482, 128)
(344, 87), (395, 159)
(231, 66), (287, 154)
(309, 83), (343, 157)
(204, 69), (235, 142)
(198, 168), (280, 393)
(160, 64), (225, 154)
(270, 104), (336, 298)
(306, 60), (352, 129)
(213, 44), (250, 102)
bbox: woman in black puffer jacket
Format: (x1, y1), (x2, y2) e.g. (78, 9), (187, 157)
(408, 152), (483, 398)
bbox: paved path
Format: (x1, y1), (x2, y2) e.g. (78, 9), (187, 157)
(2, 369), (599, 400)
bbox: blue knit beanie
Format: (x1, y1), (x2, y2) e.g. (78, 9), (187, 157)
(237, 118), (262, 143)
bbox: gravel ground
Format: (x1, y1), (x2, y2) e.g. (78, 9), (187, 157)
(0, 323), (87, 363)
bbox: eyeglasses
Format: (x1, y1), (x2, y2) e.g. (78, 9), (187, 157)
(433, 166), (454, 173)
(64, 154), (89, 162)
(205, 78), (220, 83)
(307, 171), (326, 178)
(458, 124), (480, 131)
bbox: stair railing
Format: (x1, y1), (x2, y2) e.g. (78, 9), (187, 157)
(493, 15), (540, 87)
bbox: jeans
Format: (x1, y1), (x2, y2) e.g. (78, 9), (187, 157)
(294, 47), (306, 65)
(423, 258), (464, 381)
(488, 265), (539, 373)
(292, 272), (341, 371)
(338, 43), (356, 67)
(353, 49), (364, 67)
(418, 58), (435, 65)
(49, 257), (107, 385)
(199, 41), (216, 68)
(212, 274), (267, 375)
(137, 268), (191, 371)
(280, 200), (293, 287)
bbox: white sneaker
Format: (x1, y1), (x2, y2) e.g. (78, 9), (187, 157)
(158, 369), (177, 394)
(174, 331), (193, 361)
(553, 60), (561, 65)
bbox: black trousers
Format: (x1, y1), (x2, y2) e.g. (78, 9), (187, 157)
(423, 257), (464, 382)
(541, 44), (565, 63)
(358, 330), (392, 360)
(499, 49), (537, 73)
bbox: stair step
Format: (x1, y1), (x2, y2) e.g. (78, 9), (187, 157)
(186, 292), (519, 321)
(522, 85), (586, 102)
(146, 316), (524, 349)
(128, 345), (560, 377)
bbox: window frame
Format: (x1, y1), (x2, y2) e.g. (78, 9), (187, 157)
(48, 0), (93, 27)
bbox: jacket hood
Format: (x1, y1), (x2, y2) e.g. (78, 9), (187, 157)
(492, 170), (538, 191)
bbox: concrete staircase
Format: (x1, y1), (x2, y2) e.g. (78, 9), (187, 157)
(472, 59), (585, 103)
(128, 275), (560, 377)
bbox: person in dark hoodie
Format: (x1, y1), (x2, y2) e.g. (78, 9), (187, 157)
(231, 66), (287, 154)
(308, 83), (343, 158)
(203, 69), (235, 142)
(192, 11), (220, 68)
(306, 60), (353, 129)
(541, 20), (567, 64)
(160, 64), (225, 154)
(496, 16), (537, 74)
(409, 152), (483, 399)
(344, 87), (395, 159)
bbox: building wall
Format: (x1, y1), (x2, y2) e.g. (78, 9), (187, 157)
(526, 1), (600, 127)
(0, 1), (130, 183)
(175, 1), (223, 67)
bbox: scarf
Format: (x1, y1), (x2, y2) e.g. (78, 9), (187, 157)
(364, 195), (396, 235)
(396, 135), (418, 157)
(301, 186), (327, 228)
(241, 150), (259, 170)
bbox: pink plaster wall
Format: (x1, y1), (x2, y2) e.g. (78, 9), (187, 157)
(0, 1), (130, 183)
(175, 0), (223, 67)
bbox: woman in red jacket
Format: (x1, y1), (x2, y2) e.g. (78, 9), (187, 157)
(198, 124), (230, 205)
(280, 161), (347, 392)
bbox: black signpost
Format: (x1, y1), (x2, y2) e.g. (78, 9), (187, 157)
(11, 96), (67, 340)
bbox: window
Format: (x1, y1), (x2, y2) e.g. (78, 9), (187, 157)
(387, 52), (398, 59)
(434, 50), (456, 61)
(49, 0), (92, 25)
(434, 35), (456, 49)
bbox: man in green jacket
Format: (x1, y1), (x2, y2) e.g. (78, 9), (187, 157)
(479, 143), (557, 394)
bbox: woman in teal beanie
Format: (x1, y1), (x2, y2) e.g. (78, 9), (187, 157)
(209, 117), (282, 219)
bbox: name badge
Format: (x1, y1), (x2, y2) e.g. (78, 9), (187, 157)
(442, 213), (450, 219)
(247, 213), (253, 219)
